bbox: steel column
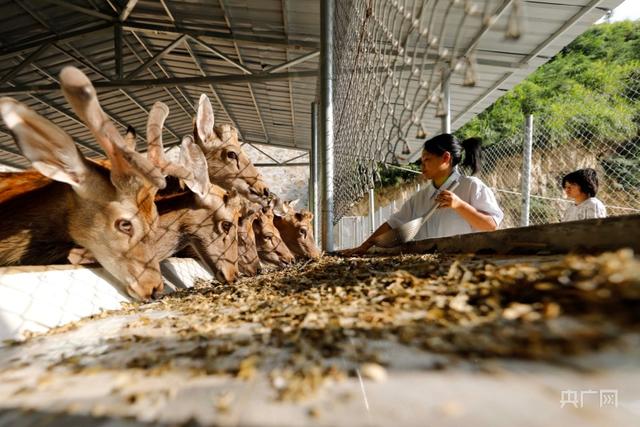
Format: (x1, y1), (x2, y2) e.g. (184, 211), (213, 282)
(521, 114), (533, 226)
(441, 71), (451, 134)
(320, 0), (334, 252)
(310, 102), (320, 247)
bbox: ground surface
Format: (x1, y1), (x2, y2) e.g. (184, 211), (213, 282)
(0, 251), (639, 426)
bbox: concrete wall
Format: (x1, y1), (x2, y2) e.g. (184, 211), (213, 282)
(0, 258), (211, 342)
(243, 144), (310, 209)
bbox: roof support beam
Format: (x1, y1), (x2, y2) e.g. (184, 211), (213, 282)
(0, 43), (51, 82)
(265, 50), (320, 74)
(189, 36), (252, 75)
(281, 0), (297, 148)
(115, 23), (124, 79)
(241, 138), (309, 151)
(0, 22), (113, 60)
(218, 0), (271, 147)
(126, 34), (188, 79)
(51, 41), (183, 146)
(157, 0), (236, 131)
(0, 139), (23, 157)
(283, 152), (308, 164)
(122, 21), (319, 49)
(126, 32), (193, 119)
(0, 71), (318, 95)
(40, 0), (115, 21)
(52, 43), (110, 79)
(246, 143), (281, 164)
(119, 0), (139, 22)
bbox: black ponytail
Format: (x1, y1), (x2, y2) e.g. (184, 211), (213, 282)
(461, 137), (482, 175)
(423, 133), (483, 175)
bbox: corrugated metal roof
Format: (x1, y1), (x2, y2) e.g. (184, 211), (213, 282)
(0, 0), (622, 169)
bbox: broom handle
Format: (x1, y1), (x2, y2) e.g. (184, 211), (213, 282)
(415, 179), (461, 231)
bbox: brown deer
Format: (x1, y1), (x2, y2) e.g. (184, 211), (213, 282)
(236, 200), (261, 276)
(0, 66), (166, 301)
(145, 102), (241, 283)
(273, 199), (321, 260)
(253, 202), (295, 268)
(193, 94), (270, 204)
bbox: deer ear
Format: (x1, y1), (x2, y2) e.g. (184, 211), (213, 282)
(288, 199), (300, 209)
(195, 94), (215, 150)
(272, 197), (288, 216)
(0, 98), (89, 188)
(179, 135), (210, 199)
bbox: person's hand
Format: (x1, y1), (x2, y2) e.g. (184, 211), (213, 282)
(336, 243), (370, 257)
(435, 190), (464, 210)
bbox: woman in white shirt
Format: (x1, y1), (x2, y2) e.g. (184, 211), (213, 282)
(340, 134), (503, 256)
(562, 168), (607, 221)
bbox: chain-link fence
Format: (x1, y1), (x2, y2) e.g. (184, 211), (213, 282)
(333, 0), (526, 223)
(481, 80), (640, 227)
(334, 62), (640, 248)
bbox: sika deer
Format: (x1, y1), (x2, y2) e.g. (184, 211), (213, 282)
(273, 199), (321, 260)
(253, 202), (295, 268)
(0, 66), (166, 300)
(146, 102), (241, 283)
(193, 94), (270, 204)
(236, 200), (261, 276)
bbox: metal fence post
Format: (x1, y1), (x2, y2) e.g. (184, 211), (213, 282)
(309, 102), (320, 246)
(441, 70), (451, 134)
(368, 188), (375, 234)
(521, 114), (533, 226)
(320, 0), (335, 252)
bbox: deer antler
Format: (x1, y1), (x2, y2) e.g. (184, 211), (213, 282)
(147, 103), (214, 199)
(59, 66), (166, 189)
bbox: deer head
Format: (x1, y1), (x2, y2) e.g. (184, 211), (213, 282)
(273, 199), (321, 260)
(253, 201), (295, 268)
(147, 102), (241, 283)
(237, 200), (261, 276)
(0, 66), (166, 301)
(193, 94), (270, 204)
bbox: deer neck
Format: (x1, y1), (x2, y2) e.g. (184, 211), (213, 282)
(0, 182), (75, 265)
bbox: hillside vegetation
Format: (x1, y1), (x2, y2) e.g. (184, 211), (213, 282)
(357, 21), (640, 216)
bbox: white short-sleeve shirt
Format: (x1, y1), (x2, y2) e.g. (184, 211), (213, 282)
(387, 168), (504, 240)
(563, 197), (607, 222)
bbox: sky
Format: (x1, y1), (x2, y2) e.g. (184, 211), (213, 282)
(600, 0), (640, 22)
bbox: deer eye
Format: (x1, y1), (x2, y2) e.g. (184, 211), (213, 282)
(226, 151), (238, 161)
(115, 219), (133, 236)
(222, 221), (233, 233)
(299, 228), (308, 237)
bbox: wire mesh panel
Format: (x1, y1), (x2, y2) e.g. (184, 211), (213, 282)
(336, 60), (640, 241)
(478, 67), (640, 227)
(332, 0), (526, 223)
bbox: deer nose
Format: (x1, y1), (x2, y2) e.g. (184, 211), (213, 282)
(215, 269), (236, 283)
(151, 285), (164, 300)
